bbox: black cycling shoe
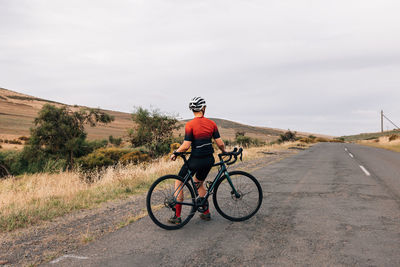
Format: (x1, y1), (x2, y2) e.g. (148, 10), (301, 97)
(199, 213), (211, 221)
(168, 215), (182, 224)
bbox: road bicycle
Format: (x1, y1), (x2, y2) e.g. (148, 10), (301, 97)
(146, 148), (263, 230)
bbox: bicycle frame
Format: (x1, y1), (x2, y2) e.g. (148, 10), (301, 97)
(173, 157), (240, 208)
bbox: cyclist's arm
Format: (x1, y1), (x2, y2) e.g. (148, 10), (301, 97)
(170, 141), (191, 161)
(215, 138), (226, 153)
(176, 141), (191, 152)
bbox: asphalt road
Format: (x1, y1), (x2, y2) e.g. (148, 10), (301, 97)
(47, 143), (400, 267)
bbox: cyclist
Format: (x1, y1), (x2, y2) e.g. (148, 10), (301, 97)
(169, 96), (226, 224)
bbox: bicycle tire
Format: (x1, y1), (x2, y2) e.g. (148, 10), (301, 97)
(213, 171), (263, 221)
(146, 175), (196, 230)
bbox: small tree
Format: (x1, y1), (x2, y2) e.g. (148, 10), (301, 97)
(128, 107), (181, 156)
(25, 104), (114, 168)
(278, 130), (297, 143)
(236, 135), (252, 148)
(109, 135), (122, 146)
(235, 131), (246, 139)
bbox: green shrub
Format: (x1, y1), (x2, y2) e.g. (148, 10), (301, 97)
(83, 139), (108, 153)
(334, 137), (345, 142)
(331, 138), (345, 143)
(42, 159), (67, 173)
(18, 136), (30, 142)
(236, 135), (252, 148)
(233, 131), (265, 148)
(109, 135), (122, 146)
(0, 150), (30, 175)
(0, 150), (22, 174)
(77, 147), (132, 171)
(223, 139), (234, 147)
(250, 138), (266, 147)
(149, 141), (173, 156)
(315, 137), (329, 142)
(299, 137), (316, 144)
(120, 151), (150, 164)
(389, 134), (399, 142)
(8, 139), (22, 145)
(278, 130), (297, 143)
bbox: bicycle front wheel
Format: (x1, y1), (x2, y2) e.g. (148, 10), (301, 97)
(213, 171), (263, 221)
(146, 175), (196, 230)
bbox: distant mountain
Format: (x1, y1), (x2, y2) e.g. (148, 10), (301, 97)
(0, 87), (289, 142)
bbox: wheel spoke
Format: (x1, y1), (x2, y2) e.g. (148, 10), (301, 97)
(147, 176), (196, 230)
(213, 172), (262, 221)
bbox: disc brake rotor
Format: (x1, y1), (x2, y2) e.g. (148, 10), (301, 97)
(231, 190), (243, 201)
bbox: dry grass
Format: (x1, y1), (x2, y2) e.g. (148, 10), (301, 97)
(0, 142), (305, 232)
(80, 227), (95, 244)
(0, 158), (182, 232)
(358, 135), (400, 153)
(243, 141), (305, 159)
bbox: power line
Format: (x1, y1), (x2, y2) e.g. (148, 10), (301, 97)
(381, 110), (400, 132)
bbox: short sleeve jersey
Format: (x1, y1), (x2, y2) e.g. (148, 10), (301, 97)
(184, 117), (220, 157)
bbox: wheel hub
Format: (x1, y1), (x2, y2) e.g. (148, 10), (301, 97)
(231, 190), (243, 200)
(164, 196), (176, 209)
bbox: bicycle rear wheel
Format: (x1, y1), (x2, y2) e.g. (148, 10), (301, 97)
(146, 175), (196, 230)
(213, 171), (263, 221)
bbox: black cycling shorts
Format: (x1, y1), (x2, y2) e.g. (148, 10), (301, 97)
(178, 155), (215, 181)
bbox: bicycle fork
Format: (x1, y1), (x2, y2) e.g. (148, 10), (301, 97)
(224, 171), (241, 198)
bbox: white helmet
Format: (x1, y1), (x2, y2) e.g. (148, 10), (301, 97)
(189, 96), (206, 112)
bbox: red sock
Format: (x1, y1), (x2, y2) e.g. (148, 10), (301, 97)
(203, 209), (209, 215)
(175, 204), (182, 217)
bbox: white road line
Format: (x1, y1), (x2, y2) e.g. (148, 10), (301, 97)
(348, 153), (354, 158)
(359, 165), (371, 176)
(345, 148), (348, 152)
(50, 255), (89, 264)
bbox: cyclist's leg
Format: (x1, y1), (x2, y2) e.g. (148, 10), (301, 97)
(191, 156), (215, 217)
(191, 156), (215, 194)
(174, 179), (184, 217)
(193, 177), (206, 197)
(175, 162), (192, 218)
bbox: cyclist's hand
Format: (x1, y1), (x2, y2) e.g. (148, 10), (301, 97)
(170, 153), (177, 161)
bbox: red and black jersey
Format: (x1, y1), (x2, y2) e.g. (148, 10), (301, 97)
(184, 117), (220, 157)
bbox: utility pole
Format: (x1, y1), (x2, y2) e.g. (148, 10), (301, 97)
(381, 110), (384, 133)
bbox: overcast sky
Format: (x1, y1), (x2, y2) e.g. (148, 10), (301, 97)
(1, 0), (400, 136)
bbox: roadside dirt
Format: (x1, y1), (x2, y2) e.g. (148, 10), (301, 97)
(0, 149), (297, 266)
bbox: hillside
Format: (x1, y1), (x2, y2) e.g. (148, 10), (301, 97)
(0, 88), (132, 142)
(0, 87), (285, 145)
(341, 130), (400, 142)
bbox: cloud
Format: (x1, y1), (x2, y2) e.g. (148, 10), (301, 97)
(1, 0), (400, 136)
